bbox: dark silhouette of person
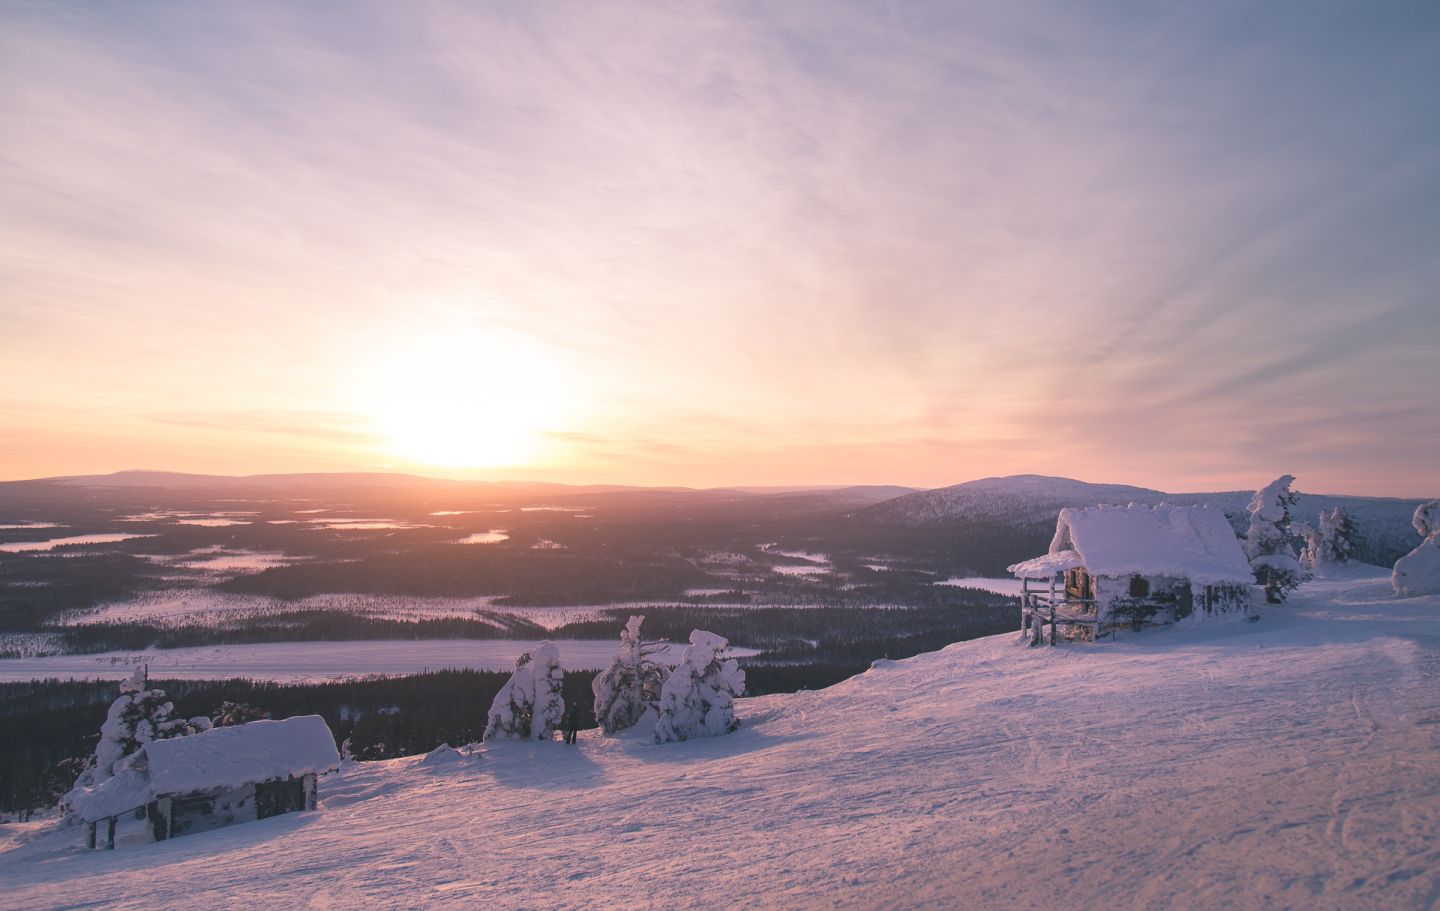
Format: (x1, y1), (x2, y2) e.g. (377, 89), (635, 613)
(563, 704), (583, 745)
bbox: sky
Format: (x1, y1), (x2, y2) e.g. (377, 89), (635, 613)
(2, 1), (1438, 496)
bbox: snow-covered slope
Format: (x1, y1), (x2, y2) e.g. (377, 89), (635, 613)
(3, 568), (1437, 910)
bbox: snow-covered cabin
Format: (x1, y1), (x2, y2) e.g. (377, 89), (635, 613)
(70, 715), (340, 849)
(1008, 504), (1254, 644)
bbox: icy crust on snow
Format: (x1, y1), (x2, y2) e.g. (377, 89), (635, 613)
(1011, 504), (1252, 584)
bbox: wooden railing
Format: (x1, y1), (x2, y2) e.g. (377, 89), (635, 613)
(1019, 594), (1102, 646)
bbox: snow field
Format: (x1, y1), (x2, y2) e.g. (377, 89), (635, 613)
(2, 567), (1436, 910)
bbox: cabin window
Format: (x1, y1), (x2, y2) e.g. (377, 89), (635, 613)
(1066, 568), (1092, 601)
(256, 778), (306, 819)
(1129, 576), (1150, 598)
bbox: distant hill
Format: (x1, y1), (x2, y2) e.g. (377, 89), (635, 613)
(3, 471), (913, 520)
(40, 470), (672, 496)
(847, 474), (1427, 570)
(854, 475), (1168, 525)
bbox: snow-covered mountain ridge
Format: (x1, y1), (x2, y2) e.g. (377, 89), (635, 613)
(3, 567), (1437, 910)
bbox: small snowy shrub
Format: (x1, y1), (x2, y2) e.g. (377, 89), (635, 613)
(1243, 476), (1308, 603)
(591, 615), (672, 735)
(485, 642), (565, 741)
(1393, 499), (1440, 596)
(654, 630), (746, 744)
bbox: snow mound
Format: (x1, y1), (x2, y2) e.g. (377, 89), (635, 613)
(418, 744), (466, 768)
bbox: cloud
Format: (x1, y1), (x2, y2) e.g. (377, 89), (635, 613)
(1, 1), (1438, 492)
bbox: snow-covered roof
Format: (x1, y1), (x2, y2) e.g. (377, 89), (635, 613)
(71, 768), (153, 823)
(145, 715), (339, 795)
(1007, 504), (1253, 586)
(71, 716), (339, 821)
(1007, 550), (1085, 579)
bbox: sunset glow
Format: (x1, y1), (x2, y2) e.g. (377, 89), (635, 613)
(1, 3), (1437, 495)
(358, 326), (577, 469)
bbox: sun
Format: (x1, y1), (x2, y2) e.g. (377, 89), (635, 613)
(360, 327), (574, 469)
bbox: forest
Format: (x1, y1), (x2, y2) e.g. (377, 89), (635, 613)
(0, 595), (1017, 816)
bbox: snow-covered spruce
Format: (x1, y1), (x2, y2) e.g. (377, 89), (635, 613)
(1244, 475), (1308, 603)
(1300, 507), (1360, 572)
(654, 630), (745, 743)
(591, 615), (671, 735)
(212, 701), (271, 727)
(484, 642), (565, 741)
(1393, 499), (1440, 596)
(64, 666), (210, 807)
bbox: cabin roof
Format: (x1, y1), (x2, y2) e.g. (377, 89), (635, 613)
(1008, 504), (1253, 585)
(145, 715), (339, 796)
(70, 715), (339, 821)
(1007, 549), (1085, 579)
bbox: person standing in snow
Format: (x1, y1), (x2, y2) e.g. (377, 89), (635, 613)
(562, 703), (583, 745)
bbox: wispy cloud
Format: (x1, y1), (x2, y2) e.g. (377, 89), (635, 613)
(2, 2), (1437, 492)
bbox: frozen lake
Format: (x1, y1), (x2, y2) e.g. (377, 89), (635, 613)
(0, 639), (761, 683)
(0, 533), (152, 553)
(933, 576), (1024, 596)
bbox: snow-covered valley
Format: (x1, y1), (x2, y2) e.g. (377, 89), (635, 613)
(2, 566), (1436, 909)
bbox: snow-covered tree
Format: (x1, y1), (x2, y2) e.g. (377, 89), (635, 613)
(1244, 475), (1308, 603)
(591, 616), (672, 735)
(1300, 507), (1360, 571)
(592, 616), (646, 735)
(65, 666), (211, 801)
(654, 630), (746, 743)
(485, 642), (565, 741)
(1393, 499), (1440, 596)
(211, 701), (271, 727)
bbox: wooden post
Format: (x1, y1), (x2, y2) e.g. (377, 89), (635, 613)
(1020, 577), (1029, 635)
(105, 816), (116, 850)
(85, 821), (96, 850)
(148, 798), (171, 841)
(304, 773), (317, 811)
